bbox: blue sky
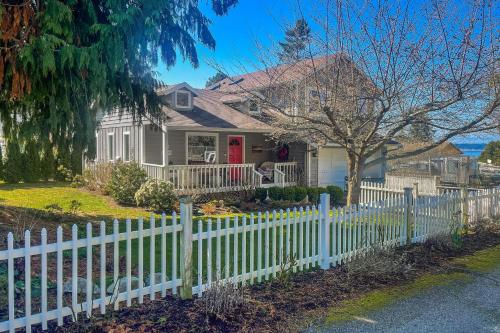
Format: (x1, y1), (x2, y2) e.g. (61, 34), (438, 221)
(157, 0), (292, 88)
(156, 0), (498, 144)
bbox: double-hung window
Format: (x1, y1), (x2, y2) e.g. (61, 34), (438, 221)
(107, 133), (115, 161)
(123, 132), (130, 162)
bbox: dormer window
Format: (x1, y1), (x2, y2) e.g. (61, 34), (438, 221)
(248, 100), (261, 115)
(175, 90), (192, 110)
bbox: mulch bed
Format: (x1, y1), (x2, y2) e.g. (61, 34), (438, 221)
(40, 222), (499, 333)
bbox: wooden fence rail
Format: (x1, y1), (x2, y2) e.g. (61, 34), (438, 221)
(0, 188), (498, 332)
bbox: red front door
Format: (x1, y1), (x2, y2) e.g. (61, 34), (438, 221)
(228, 136), (243, 180)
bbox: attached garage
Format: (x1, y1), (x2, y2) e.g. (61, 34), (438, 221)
(307, 145), (386, 188)
(317, 147), (348, 188)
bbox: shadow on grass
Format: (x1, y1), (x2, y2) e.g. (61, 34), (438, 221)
(0, 181), (68, 191)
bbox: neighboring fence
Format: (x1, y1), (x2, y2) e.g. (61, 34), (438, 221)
(384, 174), (440, 195)
(1, 188), (499, 332)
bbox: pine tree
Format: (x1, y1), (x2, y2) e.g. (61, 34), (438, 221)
(23, 140), (42, 183)
(206, 71), (228, 87)
(479, 141), (500, 165)
(0, 0), (238, 176)
(408, 114), (435, 142)
(278, 19), (311, 63)
(40, 145), (55, 181)
(4, 141), (23, 183)
(0, 145), (4, 181)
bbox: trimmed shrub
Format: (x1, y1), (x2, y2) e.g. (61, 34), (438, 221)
(282, 186), (296, 201)
(306, 187), (320, 204)
(4, 141), (23, 183)
(294, 186), (308, 202)
(268, 186), (284, 201)
(254, 188), (268, 202)
(107, 162), (147, 205)
(135, 179), (177, 213)
(23, 140), (42, 183)
(326, 185), (344, 205)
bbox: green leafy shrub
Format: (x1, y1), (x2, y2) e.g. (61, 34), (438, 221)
(23, 140), (42, 183)
(135, 179), (178, 212)
(255, 188), (268, 202)
(71, 174), (86, 188)
(55, 165), (73, 182)
(326, 185), (344, 205)
(107, 162), (147, 205)
(317, 187), (328, 197)
(282, 187), (296, 201)
(268, 186), (284, 201)
(4, 141), (23, 183)
(294, 186), (308, 202)
(306, 187), (320, 204)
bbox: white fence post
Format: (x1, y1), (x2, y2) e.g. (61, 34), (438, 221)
(460, 185), (469, 227)
(320, 193), (331, 270)
(179, 197), (193, 300)
(403, 187), (413, 245)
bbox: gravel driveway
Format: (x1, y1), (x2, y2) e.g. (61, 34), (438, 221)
(310, 266), (500, 333)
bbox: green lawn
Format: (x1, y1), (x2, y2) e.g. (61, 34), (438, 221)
(0, 181), (156, 221)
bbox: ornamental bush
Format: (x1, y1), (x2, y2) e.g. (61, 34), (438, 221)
(135, 179), (178, 213)
(107, 162), (147, 205)
(306, 187), (320, 204)
(268, 186), (284, 201)
(294, 186), (308, 202)
(254, 188), (268, 202)
(326, 185), (344, 205)
(282, 186), (296, 201)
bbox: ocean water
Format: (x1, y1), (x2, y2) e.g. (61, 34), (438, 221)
(455, 143), (486, 157)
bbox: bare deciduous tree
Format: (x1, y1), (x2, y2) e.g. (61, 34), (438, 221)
(213, 0), (499, 204)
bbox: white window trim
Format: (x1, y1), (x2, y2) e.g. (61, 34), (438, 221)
(122, 131), (130, 162)
(107, 132), (115, 162)
(185, 132), (219, 165)
(248, 100), (261, 115)
(227, 135), (245, 164)
(175, 90), (192, 110)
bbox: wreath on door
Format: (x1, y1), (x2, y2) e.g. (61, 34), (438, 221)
(277, 144), (289, 161)
(229, 138), (240, 146)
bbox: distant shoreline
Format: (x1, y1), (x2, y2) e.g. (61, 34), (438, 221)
(455, 143), (486, 157)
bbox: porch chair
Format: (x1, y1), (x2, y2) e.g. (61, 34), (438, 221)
(258, 161), (275, 182)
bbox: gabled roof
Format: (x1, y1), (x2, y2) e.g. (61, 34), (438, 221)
(163, 88), (271, 131)
(156, 82), (198, 96)
(209, 55), (337, 93)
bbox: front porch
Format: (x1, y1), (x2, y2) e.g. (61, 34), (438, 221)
(141, 161), (299, 194)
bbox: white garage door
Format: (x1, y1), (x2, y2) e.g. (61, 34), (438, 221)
(318, 147), (348, 187)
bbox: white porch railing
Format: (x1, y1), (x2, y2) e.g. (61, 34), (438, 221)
(84, 160), (298, 194)
(142, 163), (260, 194)
(275, 162), (298, 186)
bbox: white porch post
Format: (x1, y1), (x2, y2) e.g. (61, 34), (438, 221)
(139, 124), (144, 165)
(162, 123), (168, 180)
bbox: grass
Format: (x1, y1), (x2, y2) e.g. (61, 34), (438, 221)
(0, 181), (155, 221)
(325, 244), (500, 323)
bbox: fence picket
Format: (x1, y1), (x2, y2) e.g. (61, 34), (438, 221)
(100, 221), (106, 315)
(1, 187), (499, 332)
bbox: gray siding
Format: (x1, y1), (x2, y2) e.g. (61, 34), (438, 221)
(96, 125), (141, 163)
(167, 130), (276, 166)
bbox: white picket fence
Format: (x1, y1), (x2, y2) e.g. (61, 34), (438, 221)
(0, 188), (499, 332)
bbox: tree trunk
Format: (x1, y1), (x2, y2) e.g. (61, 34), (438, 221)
(346, 153), (365, 206)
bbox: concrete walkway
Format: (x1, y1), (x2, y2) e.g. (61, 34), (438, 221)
(311, 266), (500, 333)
